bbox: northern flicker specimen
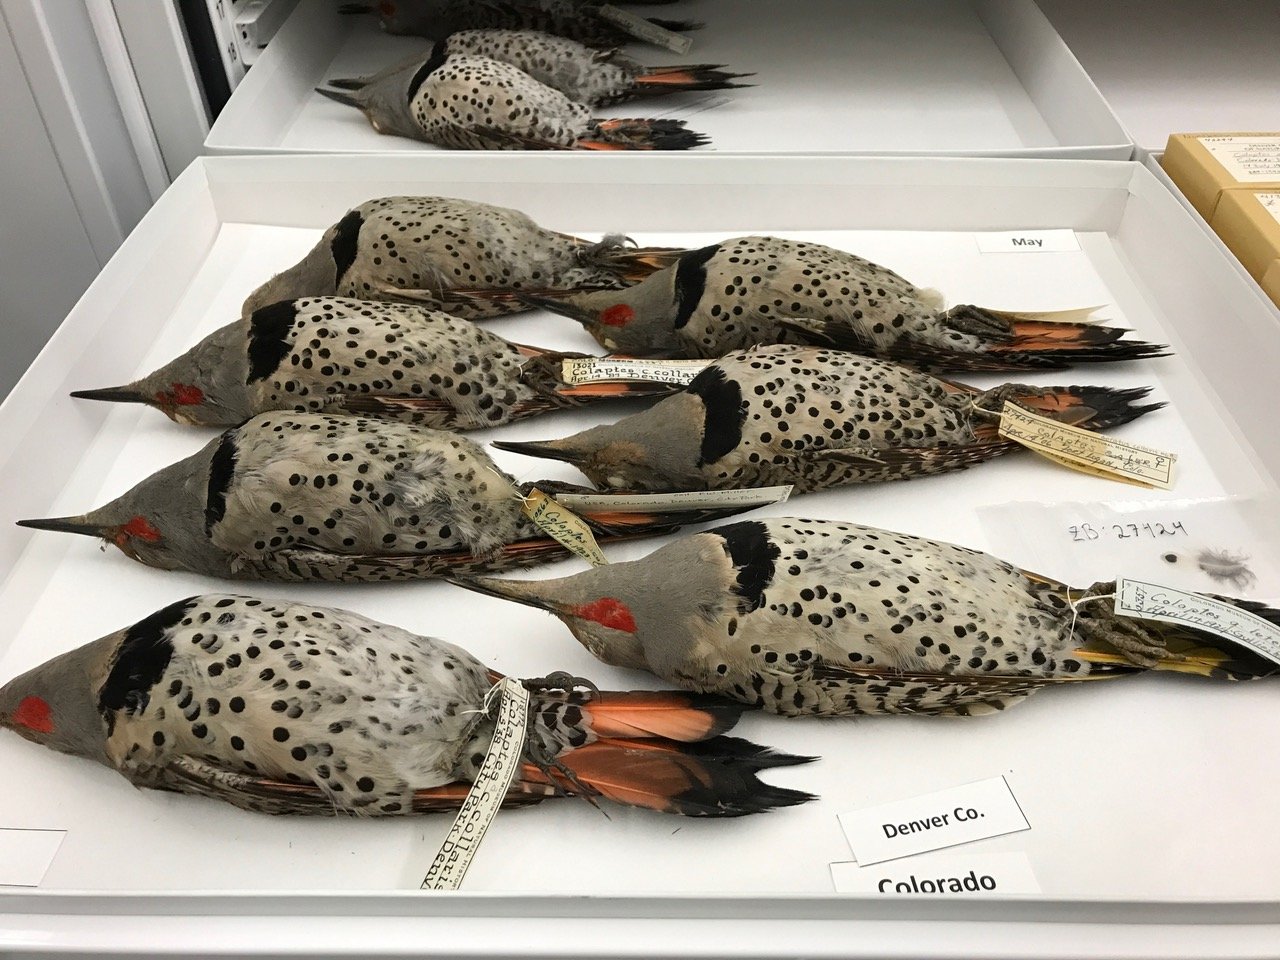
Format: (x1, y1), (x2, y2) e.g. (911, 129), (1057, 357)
(315, 46), (709, 151)
(456, 518), (1280, 717)
(70, 297), (674, 429)
(16, 413), (758, 582)
(240, 196), (681, 319)
(328, 31), (749, 108)
(493, 345), (1163, 493)
(0, 594), (811, 816)
(340, 0), (698, 47)
(512, 237), (1167, 369)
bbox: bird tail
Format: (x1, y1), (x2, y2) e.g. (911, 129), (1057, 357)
(633, 65), (754, 96)
(1063, 585), (1280, 681)
(950, 306), (1170, 370)
(580, 118), (709, 151)
(972, 383), (1164, 437)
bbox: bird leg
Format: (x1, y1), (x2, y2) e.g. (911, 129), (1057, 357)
(1075, 607), (1176, 669)
(521, 670), (601, 700)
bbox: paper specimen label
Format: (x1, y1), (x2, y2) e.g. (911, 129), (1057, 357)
(421, 678), (530, 890)
(1197, 136), (1280, 182)
(998, 402), (1176, 489)
(830, 850), (1040, 896)
(974, 230), (1080, 253)
(522, 488), (608, 566)
(0, 829), (66, 887)
(556, 485), (792, 513)
(597, 5), (693, 53)
(1258, 193), (1280, 229)
(837, 776), (1029, 866)
(561, 357), (711, 387)
(1114, 579), (1280, 666)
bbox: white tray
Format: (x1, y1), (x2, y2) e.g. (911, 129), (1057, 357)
(3, 155), (1280, 957)
(1037, 0), (1280, 154)
(206, 0), (1132, 158)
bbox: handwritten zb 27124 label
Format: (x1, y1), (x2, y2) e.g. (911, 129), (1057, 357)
(596, 4), (693, 53)
(421, 678), (530, 891)
(1068, 520), (1188, 543)
(998, 402), (1176, 489)
(522, 488), (608, 566)
(1114, 579), (1280, 667)
(561, 357), (710, 387)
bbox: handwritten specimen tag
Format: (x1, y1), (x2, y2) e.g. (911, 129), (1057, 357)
(421, 678), (530, 890)
(1114, 579), (1280, 666)
(597, 5), (693, 53)
(522, 488), (608, 566)
(556, 485), (792, 513)
(998, 402), (1176, 489)
(561, 357), (711, 387)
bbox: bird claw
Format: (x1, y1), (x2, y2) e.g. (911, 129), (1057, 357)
(522, 671), (600, 699)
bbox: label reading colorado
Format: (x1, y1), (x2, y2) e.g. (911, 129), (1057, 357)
(838, 776), (1029, 866)
(1115, 578), (1280, 666)
(1197, 136), (1280, 182)
(522, 488), (609, 566)
(974, 229), (1080, 253)
(830, 850), (1041, 896)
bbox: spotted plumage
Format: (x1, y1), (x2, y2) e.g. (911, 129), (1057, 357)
(494, 345), (1163, 493)
(460, 518), (1280, 717)
(316, 46), (708, 151)
(346, 0), (698, 47)
(17, 413), (762, 582)
(241, 196), (680, 319)
(0, 595), (811, 817)
(527, 236), (1168, 370)
(71, 297), (674, 429)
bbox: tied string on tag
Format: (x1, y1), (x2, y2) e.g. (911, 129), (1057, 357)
(1065, 587), (1117, 642)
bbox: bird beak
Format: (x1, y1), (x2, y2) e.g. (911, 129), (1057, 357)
(16, 515), (107, 539)
(315, 87), (363, 109)
(516, 292), (597, 328)
(70, 385), (150, 405)
(491, 438), (588, 467)
(447, 575), (565, 615)
(324, 77), (368, 91)
(337, 3), (373, 14)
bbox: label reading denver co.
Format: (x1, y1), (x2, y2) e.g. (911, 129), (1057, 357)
(1258, 193), (1280, 229)
(421, 678), (530, 890)
(597, 4), (693, 53)
(998, 402), (1176, 489)
(555, 485), (793, 513)
(522, 489), (609, 566)
(974, 230), (1080, 253)
(830, 850), (1041, 896)
(561, 357), (711, 387)
(1114, 579), (1280, 666)
(1198, 136), (1280, 182)
(837, 776), (1029, 866)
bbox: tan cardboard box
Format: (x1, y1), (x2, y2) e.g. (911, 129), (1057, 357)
(1211, 188), (1280, 283)
(1162, 133), (1280, 220)
(1261, 260), (1280, 310)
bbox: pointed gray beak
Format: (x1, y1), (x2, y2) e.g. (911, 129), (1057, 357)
(70, 386), (150, 405)
(491, 438), (586, 466)
(315, 87), (363, 109)
(446, 575), (563, 614)
(16, 516), (106, 539)
(325, 77), (368, 91)
(516, 293), (594, 326)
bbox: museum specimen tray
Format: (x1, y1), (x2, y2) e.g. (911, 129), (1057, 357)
(2, 155), (1279, 957)
(205, 0), (1132, 158)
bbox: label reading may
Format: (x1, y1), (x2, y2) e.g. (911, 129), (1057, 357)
(421, 678), (529, 890)
(522, 488), (608, 566)
(838, 776), (1029, 866)
(998, 402), (1176, 489)
(1115, 579), (1280, 666)
(830, 850), (1041, 896)
(561, 357), (710, 387)
(597, 4), (693, 53)
(1258, 192), (1280, 230)
(1198, 136), (1280, 183)
(975, 230), (1080, 253)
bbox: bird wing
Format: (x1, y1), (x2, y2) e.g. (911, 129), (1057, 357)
(786, 440), (1014, 490)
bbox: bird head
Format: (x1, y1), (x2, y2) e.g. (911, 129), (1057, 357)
(520, 267), (687, 357)
(493, 392), (703, 491)
(453, 534), (731, 676)
(17, 440), (229, 575)
(0, 633), (116, 766)
(315, 44), (445, 140)
(71, 321), (252, 427)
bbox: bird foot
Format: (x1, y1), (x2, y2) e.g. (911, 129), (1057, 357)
(522, 671), (600, 699)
